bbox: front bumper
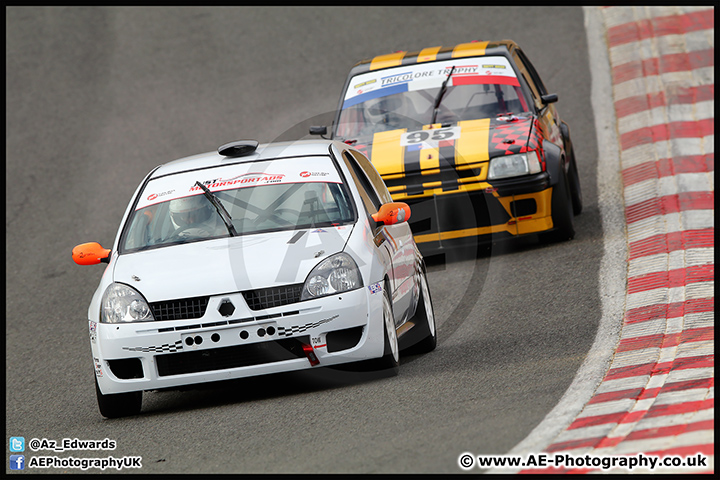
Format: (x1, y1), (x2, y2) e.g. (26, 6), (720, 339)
(394, 172), (554, 254)
(91, 286), (385, 395)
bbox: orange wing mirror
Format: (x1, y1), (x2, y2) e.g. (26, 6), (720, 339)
(72, 242), (111, 265)
(371, 202), (411, 226)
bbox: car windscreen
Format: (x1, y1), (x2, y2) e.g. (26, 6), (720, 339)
(120, 156), (355, 253)
(336, 56), (531, 141)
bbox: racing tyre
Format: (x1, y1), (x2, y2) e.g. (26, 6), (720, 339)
(540, 164), (575, 243)
(568, 156), (583, 216)
(344, 285), (399, 376)
(376, 288), (400, 375)
(401, 270), (436, 355)
(95, 377), (142, 418)
(561, 121), (582, 216)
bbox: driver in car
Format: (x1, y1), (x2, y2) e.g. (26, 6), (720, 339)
(168, 195), (225, 239)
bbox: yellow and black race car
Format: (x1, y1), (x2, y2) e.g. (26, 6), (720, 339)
(311, 40), (582, 256)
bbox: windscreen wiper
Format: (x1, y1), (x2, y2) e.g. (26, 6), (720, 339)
(194, 181), (237, 236)
(431, 65), (456, 124)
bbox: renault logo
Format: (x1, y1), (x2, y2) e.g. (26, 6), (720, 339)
(218, 299), (235, 317)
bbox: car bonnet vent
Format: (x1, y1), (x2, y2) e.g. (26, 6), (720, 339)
(218, 140), (259, 157)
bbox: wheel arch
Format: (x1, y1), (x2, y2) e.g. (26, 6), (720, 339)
(542, 141), (566, 186)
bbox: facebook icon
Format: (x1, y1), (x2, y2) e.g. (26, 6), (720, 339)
(10, 455), (25, 470)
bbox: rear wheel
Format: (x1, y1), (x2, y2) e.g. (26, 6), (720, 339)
(95, 376), (142, 418)
(540, 164), (575, 243)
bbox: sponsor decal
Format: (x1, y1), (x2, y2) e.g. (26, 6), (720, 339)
(368, 282), (383, 294)
(94, 358), (103, 377)
(343, 56), (517, 109)
(443, 64), (478, 75)
(146, 190), (174, 201)
(136, 157), (343, 211)
(89, 321), (97, 343)
(381, 71), (413, 87)
(299, 171), (330, 178)
(353, 79), (376, 89)
(190, 173), (285, 191)
(311, 229), (327, 233)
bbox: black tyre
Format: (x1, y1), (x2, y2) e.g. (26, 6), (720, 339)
(561, 121), (583, 216)
(568, 155), (583, 216)
(539, 165), (575, 243)
(401, 270), (436, 355)
(375, 287), (400, 375)
(95, 376), (142, 418)
(346, 285), (399, 376)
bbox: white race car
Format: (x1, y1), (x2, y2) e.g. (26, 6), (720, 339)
(73, 139), (436, 418)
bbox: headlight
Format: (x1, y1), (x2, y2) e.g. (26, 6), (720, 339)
(487, 151), (542, 180)
(301, 252), (363, 301)
(101, 283), (154, 323)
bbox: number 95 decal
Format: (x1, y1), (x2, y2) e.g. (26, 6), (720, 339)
(400, 126), (460, 147)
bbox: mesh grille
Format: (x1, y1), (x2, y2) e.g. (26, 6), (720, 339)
(242, 284), (303, 310)
(150, 296), (209, 321)
(155, 337), (308, 376)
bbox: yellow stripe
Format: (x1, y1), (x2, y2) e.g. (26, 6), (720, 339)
(389, 181), (491, 200)
(412, 188), (555, 242)
(382, 173), (405, 181)
(414, 224), (513, 243)
(370, 130), (406, 176)
(455, 119), (490, 168)
(517, 217), (553, 235)
(417, 46), (441, 63)
(370, 51), (406, 70)
(452, 41), (488, 58)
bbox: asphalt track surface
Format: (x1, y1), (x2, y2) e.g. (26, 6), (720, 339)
(6, 7), (601, 474)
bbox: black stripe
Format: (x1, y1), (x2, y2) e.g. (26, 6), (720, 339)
(403, 147), (423, 196)
(438, 143), (458, 192)
(287, 230), (306, 244)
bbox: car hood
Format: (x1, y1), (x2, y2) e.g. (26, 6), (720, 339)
(351, 116), (538, 178)
(112, 226), (354, 301)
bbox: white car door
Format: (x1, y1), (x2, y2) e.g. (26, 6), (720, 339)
(342, 149), (415, 323)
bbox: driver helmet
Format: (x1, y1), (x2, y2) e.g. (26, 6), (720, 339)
(365, 94), (407, 126)
(169, 195), (212, 228)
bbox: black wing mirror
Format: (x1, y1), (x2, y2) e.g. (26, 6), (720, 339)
(541, 93), (558, 105)
(309, 126), (328, 138)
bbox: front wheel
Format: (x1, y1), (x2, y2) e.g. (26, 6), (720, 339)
(539, 165), (575, 244)
(343, 285), (399, 376)
(568, 156), (583, 216)
(375, 288), (400, 375)
(401, 270), (436, 355)
(95, 376), (142, 418)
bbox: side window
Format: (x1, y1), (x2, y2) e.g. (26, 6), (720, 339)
(342, 151), (381, 217)
(349, 149), (393, 205)
(517, 49), (548, 95)
(511, 51), (543, 111)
